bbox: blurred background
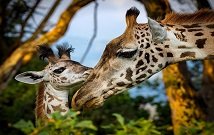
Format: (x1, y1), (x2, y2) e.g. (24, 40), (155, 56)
(0, 0), (214, 134)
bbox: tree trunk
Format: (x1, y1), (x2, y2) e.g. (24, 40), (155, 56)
(201, 60), (214, 121)
(138, 0), (206, 134)
(0, 0), (94, 90)
(163, 63), (205, 134)
(197, 0), (214, 122)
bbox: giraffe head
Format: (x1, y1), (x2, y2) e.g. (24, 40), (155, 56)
(72, 7), (214, 109)
(15, 45), (92, 90)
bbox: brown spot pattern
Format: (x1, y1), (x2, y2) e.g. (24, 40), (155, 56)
(180, 52), (196, 58)
(182, 24), (201, 28)
(117, 82), (126, 86)
(207, 24), (214, 28)
(145, 53), (150, 63)
(195, 38), (207, 48)
(136, 74), (147, 80)
(188, 29), (202, 32)
(125, 68), (133, 81)
(195, 32), (203, 36)
(136, 66), (147, 74)
(136, 60), (144, 68)
(167, 52), (173, 57)
(147, 69), (152, 74)
(152, 56), (158, 62)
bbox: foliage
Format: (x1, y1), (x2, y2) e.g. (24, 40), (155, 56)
(0, 57), (46, 135)
(13, 110), (97, 135)
(179, 120), (214, 135)
(13, 110), (162, 135)
(13, 109), (214, 135)
(102, 113), (161, 135)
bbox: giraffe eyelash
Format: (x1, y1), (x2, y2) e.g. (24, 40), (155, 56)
(53, 67), (66, 74)
(116, 49), (138, 58)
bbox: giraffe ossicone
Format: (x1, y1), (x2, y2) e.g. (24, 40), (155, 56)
(15, 45), (92, 120)
(72, 7), (214, 110)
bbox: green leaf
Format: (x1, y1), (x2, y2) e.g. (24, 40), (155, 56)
(50, 111), (64, 120)
(13, 119), (35, 134)
(38, 131), (49, 135)
(113, 113), (125, 127)
(66, 110), (80, 118)
(101, 124), (115, 129)
(75, 120), (97, 131)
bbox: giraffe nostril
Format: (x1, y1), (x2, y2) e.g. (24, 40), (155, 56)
(83, 70), (92, 76)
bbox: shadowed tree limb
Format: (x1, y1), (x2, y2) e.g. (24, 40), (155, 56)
(26, 0), (61, 42)
(17, 0), (42, 44)
(0, 0), (94, 91)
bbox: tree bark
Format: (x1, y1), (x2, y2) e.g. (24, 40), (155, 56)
(163, 63), (205, 134)
(197, 0), (214, 122)
(0, 0), (94, 90)
(138, 0), (205, 134)
(201, 60), (214, 121)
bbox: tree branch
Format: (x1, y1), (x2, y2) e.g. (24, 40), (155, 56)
(18, 0), (42, 44)
(26, 0), (61, 42)
(80, 1), (98, 63)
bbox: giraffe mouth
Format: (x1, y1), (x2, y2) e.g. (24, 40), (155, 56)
(71, 90), (104, 110)
(71, 87), (118, 110)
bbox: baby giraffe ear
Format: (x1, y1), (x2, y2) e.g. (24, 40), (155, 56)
(148, 17), (167, 43)
(15, 71), (45, 84)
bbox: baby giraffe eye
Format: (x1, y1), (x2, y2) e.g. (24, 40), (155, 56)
(53, 67), (66, 74)
(116, 49), (137, 58)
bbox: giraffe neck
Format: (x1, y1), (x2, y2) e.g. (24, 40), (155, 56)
(163, 23), (214, 63)
(36, 82), (69, 120)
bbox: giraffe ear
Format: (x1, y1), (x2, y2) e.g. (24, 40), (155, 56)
(15, 71), (45, 84)
(148, 17), (167, 43)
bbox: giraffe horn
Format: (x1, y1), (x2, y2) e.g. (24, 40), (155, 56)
(57, 44), (74, 60)
(38, 45), (58, 64)
(126, 7), (140, 27)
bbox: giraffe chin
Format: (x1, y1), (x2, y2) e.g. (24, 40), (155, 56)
(72, 91), (105, 110)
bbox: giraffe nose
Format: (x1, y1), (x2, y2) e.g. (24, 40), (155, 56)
(82, 69), (92, 78)
(71, 84), (104, 110)
(72, 88), (93, 110)
(72, 91), (104, 110)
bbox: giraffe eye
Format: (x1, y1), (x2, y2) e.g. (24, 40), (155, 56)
(116, 49), (137, 58)
(53, 67), (66, 74)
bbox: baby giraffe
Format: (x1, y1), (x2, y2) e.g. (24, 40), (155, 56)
(15, 45), (91, 120)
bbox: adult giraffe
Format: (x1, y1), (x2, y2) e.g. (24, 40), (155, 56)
(15, 45), (91, 120)
(72, 7), (214, 109)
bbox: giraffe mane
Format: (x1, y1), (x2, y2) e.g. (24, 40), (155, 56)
(161, 9), (214, 25)
(35, 83), (47, 120)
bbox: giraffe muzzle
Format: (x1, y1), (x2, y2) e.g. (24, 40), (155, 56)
(72, 91), (105, 110)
